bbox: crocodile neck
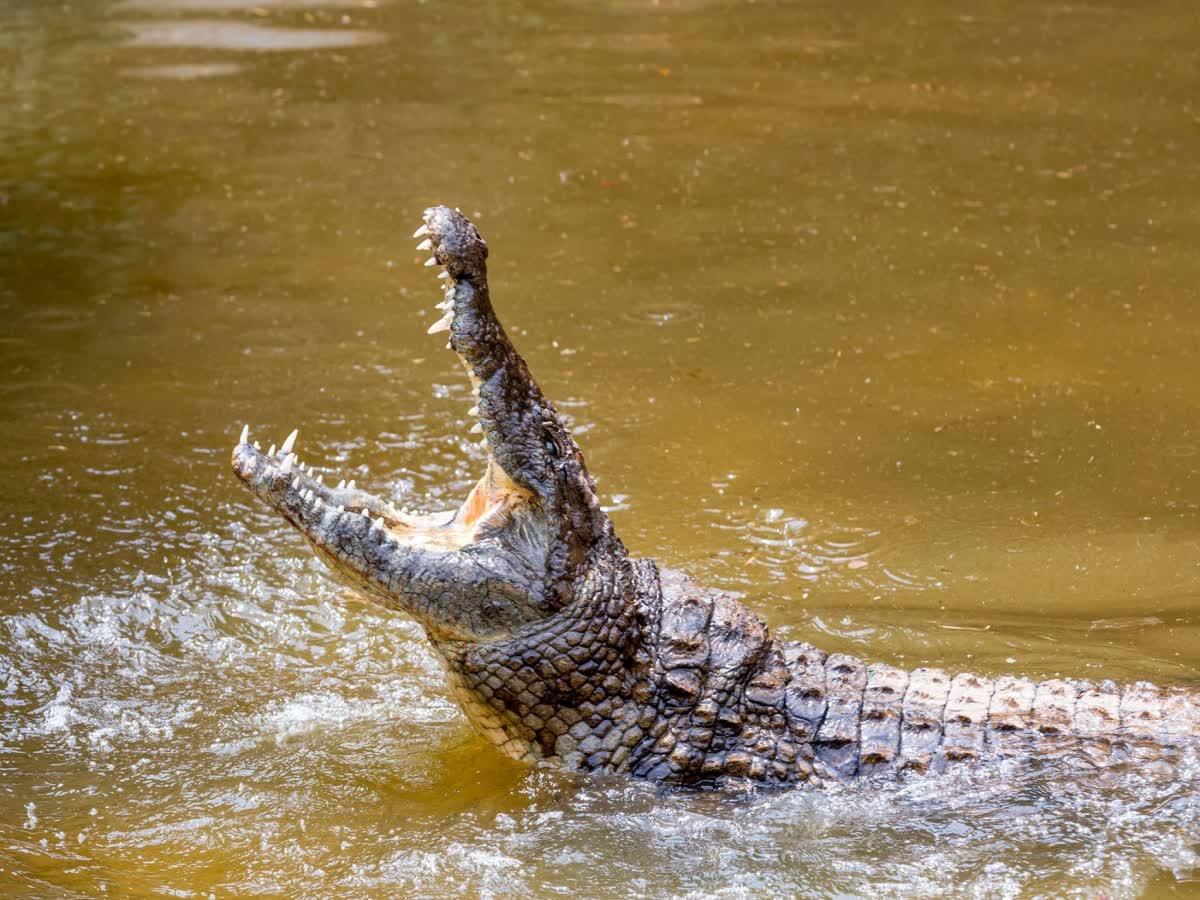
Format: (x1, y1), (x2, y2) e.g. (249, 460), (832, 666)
(431, 559), (816, 787)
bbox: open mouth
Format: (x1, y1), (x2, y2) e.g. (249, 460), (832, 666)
(230, 208), (529, 556)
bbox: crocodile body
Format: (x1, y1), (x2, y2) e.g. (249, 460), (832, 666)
(231, 207), (1199, 788)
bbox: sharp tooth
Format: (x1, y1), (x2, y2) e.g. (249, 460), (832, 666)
(468, 405), (479, 416)
(436, 299), (453, 310)
(268, 444), (277, 457)
(347, 479), (356, 490)
(360, 508), (369, 518)
(416, 238), (433, 251)
(423, 256), (438, 267)
(373, 516), (384, 530)
(281, 429), (298, 454)
(239, 424), (249, 445)
(413, 224), (429, 239)
(253, 440), (261, 450)
(315, 497), (323, 510)
(427, 312), (453, 334)
(437, 271), (450, 280)
(336, 505), (344, 512)
(337, 479), (346, 489)
(316, 474), (324, 484)
(281, 455), (293, 474)
(470, 422), (482, 434)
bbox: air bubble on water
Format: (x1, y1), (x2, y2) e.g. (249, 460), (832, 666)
(40, 682), (74, 733)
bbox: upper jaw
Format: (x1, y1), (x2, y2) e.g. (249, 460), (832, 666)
(415, 207), (573, 504)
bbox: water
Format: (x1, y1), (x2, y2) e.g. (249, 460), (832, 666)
(3, 0), (1199, 895)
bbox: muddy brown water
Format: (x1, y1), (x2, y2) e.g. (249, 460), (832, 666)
(3, 0), (1199, 896)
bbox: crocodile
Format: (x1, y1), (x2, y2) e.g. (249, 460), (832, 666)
(230, 206), (1199, 788)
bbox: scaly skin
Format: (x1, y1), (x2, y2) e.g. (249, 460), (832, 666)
(231, 207), (1199, 788)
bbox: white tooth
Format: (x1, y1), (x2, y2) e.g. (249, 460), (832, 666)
(281, 429), (298, 454)
(239, 424), (249, 445)
(427, 312), (453, 334)
(268, 444), (277, 457)
(436, 299), (453, 310)
(360, 508), (369, 518)
(470, 422), (482, 434)
(337, 479), (346, 489)
(416, 238), (433, 251)
(253, 440), (261, 450)
(437, 271), (450, 280)
(413, 224), (429, 239)
(480, 437), (488, 448)
(347, 480), (356, 490)
(374, 516), (384, 530)
(315, 497), (323, 510)
(316, 474), (324, 484)
(468, 405), (479, 416)
(446, 341), (452, 350)
(281, 455), (293, 474)
(423, 256), (438, 267)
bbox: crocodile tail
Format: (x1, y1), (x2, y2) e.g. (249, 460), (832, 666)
(781, 643), (1200, 780)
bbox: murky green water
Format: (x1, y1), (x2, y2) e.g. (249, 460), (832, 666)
(3, 0), (1200, 895)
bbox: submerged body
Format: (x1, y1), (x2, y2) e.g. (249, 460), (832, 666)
(231, 207), (1199, 788)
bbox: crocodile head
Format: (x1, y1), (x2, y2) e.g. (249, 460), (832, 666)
(231, 207), (623, 644)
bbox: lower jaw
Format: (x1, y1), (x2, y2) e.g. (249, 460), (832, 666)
(233, 431), (529, 556)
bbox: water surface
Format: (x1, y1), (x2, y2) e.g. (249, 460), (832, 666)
(2, 0), (1199, 895)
